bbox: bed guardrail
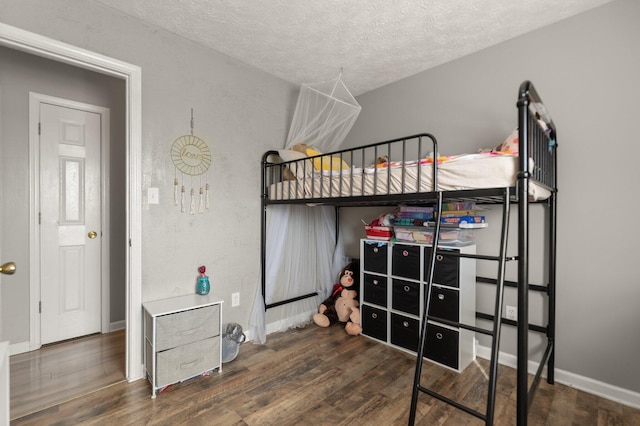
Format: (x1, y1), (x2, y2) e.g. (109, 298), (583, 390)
(262, 133), (439, 206)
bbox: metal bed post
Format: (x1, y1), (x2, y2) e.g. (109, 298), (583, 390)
(516, 83), (532, 426)
(260, 152), (277, 310)
(547, 187), (557, 385)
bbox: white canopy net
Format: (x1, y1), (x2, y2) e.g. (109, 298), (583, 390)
(250, 76), (361, 343)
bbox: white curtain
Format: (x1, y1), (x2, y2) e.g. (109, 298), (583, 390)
(250, 76), (361, 343)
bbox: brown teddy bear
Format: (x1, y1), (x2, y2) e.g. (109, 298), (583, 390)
(313, 261), (362, 336)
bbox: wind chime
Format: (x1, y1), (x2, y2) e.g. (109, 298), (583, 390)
(170, 109), (212, 214)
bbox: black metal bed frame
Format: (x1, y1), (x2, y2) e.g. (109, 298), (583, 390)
(260, 81), (557, 425)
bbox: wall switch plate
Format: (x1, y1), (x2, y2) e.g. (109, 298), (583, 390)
(505, 305), (517, 321)
(148, 187), (159, 204)
(232, 292), (240, 307)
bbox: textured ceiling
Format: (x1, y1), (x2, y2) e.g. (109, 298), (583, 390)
(93, 0), (613, 96)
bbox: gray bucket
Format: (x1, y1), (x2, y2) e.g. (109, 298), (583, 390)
(221, 323), (246, 363)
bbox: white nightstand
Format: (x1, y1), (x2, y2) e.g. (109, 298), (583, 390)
(143, 293), (223, 398)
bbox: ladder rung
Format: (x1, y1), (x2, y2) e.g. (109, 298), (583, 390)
(476, 276), (549, 293)
(426, 315), (494, 336)
(475, 312), (548, 334)
(418, 385), (486, 421)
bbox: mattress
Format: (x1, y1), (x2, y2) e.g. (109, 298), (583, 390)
(268, 152), (551, 202)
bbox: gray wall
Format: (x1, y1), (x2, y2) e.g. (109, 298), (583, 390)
(0, 0), (296, 344)
(0, 46), (127, 342)
(342, 0), (640, 395)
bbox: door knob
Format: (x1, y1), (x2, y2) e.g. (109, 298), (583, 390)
(0, 261), (16, 275)
(88, 231), (98, 239)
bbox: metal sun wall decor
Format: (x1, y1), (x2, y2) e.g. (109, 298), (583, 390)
(171, 109), (211, 214)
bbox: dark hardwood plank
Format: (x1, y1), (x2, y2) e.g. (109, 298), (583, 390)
(10, 325), (640, 425)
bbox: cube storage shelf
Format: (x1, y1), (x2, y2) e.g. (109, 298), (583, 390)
(360, 239), (476, 372)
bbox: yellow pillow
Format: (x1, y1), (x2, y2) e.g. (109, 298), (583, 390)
(306, 147), (349, 171)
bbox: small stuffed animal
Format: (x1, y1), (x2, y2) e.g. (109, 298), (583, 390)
(313, 261), (362, 336)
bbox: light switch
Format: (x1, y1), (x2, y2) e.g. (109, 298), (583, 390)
(148, 187), (159, 204)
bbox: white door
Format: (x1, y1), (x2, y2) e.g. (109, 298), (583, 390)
(39, 102), (102, 345)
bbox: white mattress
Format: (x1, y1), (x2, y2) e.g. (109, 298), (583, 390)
(269, 153), (551, 202)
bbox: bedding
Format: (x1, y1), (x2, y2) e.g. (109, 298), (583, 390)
(269, 152), (551, 202)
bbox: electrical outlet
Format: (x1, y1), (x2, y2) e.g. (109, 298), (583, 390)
(232, 292), (240, 307)
(505, 305), (517, 321)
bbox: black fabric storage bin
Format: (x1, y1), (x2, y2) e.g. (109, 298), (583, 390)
(363, 241), (388, 274)
(392, 278), (420, 316)
(362, 304), (387, 342)
(424, 322), (459, 369)
(363, 273), (387, 307)
(391, 313), (419, 351)
(428, 286), (459, 323)
(424, 247), (460, 287)
(392, 244), (420, 280)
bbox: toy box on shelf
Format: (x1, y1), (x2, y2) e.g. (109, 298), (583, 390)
(364, 225), (393, 241)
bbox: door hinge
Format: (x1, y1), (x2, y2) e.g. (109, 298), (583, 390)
(39, 301), (42, 314)
(38, 122), (41, 135)
(39, 212), (41, 225)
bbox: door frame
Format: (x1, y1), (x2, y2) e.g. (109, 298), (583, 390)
(0, 23), (143, 381)
(29, 93), (111, 347)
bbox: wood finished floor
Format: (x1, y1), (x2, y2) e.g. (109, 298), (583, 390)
(10, 325), (640, 425)
(10, 329), (126, 421)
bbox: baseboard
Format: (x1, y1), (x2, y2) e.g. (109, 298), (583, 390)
(244, 310), (315, 344)
(9, 341), (30, 356)
(476, 344), (640, 410)
(109, 320), (126, 332)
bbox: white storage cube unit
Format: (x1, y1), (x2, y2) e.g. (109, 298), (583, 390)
(360, 239), (476, 372)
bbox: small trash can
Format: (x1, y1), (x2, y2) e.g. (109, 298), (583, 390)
(221, 323), (246, 363)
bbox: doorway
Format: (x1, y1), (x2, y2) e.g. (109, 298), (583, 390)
(0, 23), (143, 382)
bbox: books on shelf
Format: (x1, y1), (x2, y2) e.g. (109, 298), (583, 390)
(426, 215), (487, 229)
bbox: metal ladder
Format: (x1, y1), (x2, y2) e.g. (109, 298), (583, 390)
(408, 188), (512, 425)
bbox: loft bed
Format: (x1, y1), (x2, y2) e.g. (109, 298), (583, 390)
(260, 81), (557, 425)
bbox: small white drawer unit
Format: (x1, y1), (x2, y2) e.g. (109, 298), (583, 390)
(143, 293), (223, 398)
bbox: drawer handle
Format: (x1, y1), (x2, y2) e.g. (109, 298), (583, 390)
(176, 328), (198, 337)
(404, 285), (411, 292)
(403, 250), (409, 257)
(373, 279), (379, 285)
(436, 254), (444, 261)
(372, 313), (378, 319)
(373, 247), (379, 253)
(403, 321), (409, 328)
(438, 293), (445, 300)
(436, 332), (443, 340)
(180, 358), (203, 369)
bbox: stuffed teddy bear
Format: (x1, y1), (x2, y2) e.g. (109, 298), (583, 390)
(313, 261), (362, 336)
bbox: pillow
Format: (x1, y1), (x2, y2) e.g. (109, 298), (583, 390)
(278, 149), (313, 179)
(278, 149), (307, 163)
(305, 147), (349, 171)
(498, 129), (519, 154)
